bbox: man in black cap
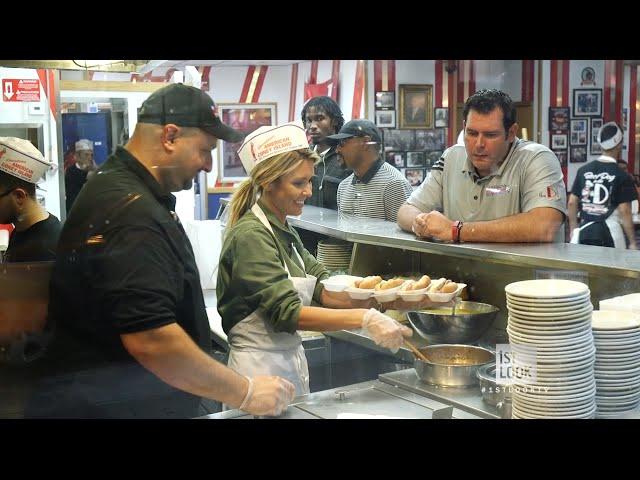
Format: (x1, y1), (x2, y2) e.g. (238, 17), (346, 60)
(569, 121), (637, 249)
(328, 119), (412, 222)
(26, 84), (295, 418)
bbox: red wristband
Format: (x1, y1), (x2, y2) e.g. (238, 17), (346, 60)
(452, 220), (463, 243)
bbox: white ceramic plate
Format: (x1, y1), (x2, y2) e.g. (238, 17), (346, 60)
(592, 310), (640, 330)
(505, 279), (589, 299)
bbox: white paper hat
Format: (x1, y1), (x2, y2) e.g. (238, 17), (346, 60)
(0, 137), (51, 183)
(237, 121), (309, 174)
(598, 122), (623, 150)
(75, 139), (94, 151)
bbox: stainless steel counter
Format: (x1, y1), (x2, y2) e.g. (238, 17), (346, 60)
(198, 376), (496, 420)
(289, 206), (640, 278)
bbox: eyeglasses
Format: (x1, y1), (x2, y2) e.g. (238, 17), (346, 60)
(0, 188), (16, 199)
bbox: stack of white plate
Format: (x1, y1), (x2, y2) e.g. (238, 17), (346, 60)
(505, 279), (596, 419)
(592, 310), (640, 418)
(316, 239), (353, 272)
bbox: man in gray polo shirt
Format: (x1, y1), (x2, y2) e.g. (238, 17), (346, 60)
(398, 89), (566, 243)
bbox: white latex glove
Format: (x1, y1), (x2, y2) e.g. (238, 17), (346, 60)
(239, 375), (296, 417)
(361, 308), (413, 353)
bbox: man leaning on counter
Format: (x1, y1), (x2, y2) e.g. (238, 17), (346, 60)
(398, 89), (567, 243)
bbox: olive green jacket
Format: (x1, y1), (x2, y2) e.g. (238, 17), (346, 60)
(217, 200), (330, 334)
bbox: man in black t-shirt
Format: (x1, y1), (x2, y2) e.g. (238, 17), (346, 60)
(568, 122), (637, 249)
(0, 137), (60, 367)
(26, 84), (295, 419)
(302, 96), (351, 210)
(0, 137), (61, 262)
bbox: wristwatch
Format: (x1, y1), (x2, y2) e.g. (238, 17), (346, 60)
(452, 220), (464, 243)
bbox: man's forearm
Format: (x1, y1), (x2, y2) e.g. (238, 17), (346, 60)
(397, 203), (423, 232)
(121, 323), (248, 409)
(460, 209), (563, 243)
(619, 205), (637, 248)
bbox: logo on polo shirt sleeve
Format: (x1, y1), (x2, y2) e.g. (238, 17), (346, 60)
(539, 182), (562, 201)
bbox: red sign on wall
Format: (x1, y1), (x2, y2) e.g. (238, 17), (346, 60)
(2, 79), (41, 102)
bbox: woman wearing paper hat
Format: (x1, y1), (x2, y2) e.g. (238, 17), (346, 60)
(217, 121), (413, 395)
(0, 137), (61, 262)
(568, 122), (637, 249)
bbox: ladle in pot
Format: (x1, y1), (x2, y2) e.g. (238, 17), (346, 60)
(404, 338), (429, 362)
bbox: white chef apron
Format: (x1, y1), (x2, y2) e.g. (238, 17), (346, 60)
(226, 203), (317, 397)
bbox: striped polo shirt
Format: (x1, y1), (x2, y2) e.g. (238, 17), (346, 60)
(337, 159), (413, 222)
(407, 138), (567, 242)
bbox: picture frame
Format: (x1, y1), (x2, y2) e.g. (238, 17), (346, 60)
(590, 118), (603, 155)
(570, 145), (588, 163)
(548, 106), (570, 132)
(406, 151), (425, 167)
(434, 107), (449, 128)
(403, 167), (425, 187)
(375, 110), (396, 128)
(570, 118), (588, 146)
(554, 150), (568, 168)
(551, 133), (568, 150)
(375, 91), (395, 110)
(385, 151), (405, 168)
(573, 88), (602, 117)
(399, 84), (433, 129)
(383, 129), (415, 151)
(217, 103), (277, 182)
(414, 129), (447, 151)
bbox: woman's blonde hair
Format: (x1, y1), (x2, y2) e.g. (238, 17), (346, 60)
(226, 148), (320, 229)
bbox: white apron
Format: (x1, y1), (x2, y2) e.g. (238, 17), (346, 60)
(570, 217), (626, 249)
(226, 203), (317, 396)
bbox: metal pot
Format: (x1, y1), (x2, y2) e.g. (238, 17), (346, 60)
(414, 344), (495, 388)
(476, 363), (512, 419)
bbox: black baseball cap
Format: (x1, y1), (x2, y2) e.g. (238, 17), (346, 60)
(327, 119), (382, 144)
(137, 83), (245, 143)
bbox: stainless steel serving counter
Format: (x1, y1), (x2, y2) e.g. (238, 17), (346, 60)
(290, 206), (640, 277)
(286, 206), (640, 333)
(199, 373), (499, 419)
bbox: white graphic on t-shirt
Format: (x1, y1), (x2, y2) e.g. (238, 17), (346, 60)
(581, 171), (616, 216)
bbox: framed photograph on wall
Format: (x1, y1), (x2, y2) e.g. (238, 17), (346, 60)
(570, 145), (588, 163)
(414, 129), (446, 151)
(383, 129), (415, 151)
(554, 150), (568, 168)
(551, 134), (568, 150)
(375, 91), (395, 110)
(573, 88), (602, 117)
(375, 110), (396, 128)
(570, 119), (588, 145)
(217, 103), (277, 182)
(385, 151), (405, 168)
(403, 168), (425, 187)
(549, 106), (570, 131)
(399, 84), (433, 129)
(406, 151), (425, 167)
(434, 107), (449, 128)
(590, 118), (603, 155)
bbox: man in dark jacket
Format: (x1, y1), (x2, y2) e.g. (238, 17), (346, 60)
(302, 96), (351, 210)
